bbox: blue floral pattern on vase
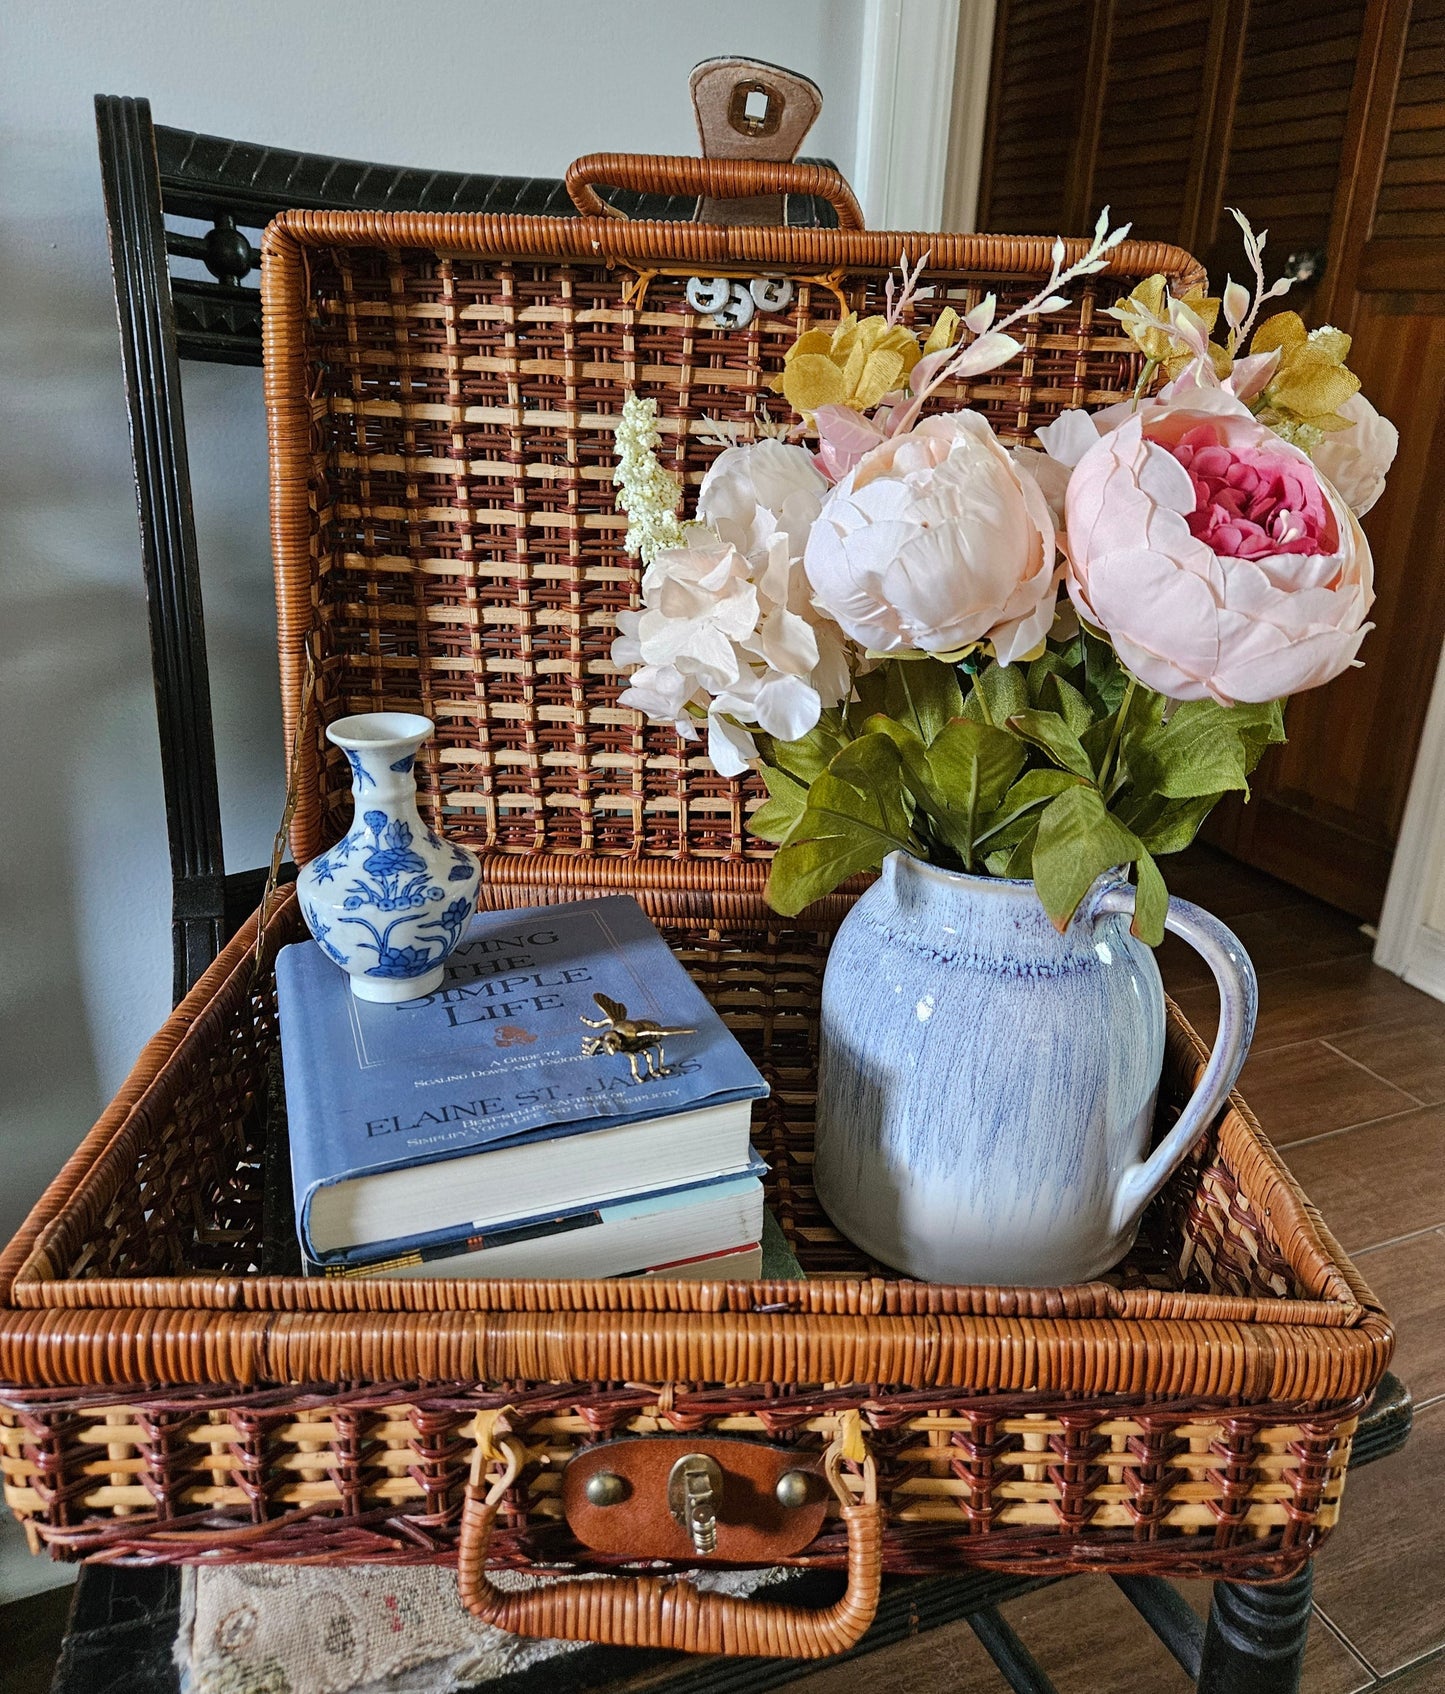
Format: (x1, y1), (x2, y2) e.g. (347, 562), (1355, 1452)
(295, 713), (482, 1003)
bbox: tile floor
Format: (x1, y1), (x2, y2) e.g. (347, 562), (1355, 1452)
(6, 846), (1445, 1691)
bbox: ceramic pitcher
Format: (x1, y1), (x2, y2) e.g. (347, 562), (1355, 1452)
(296, 713), (481, 1002)
(813, 853), (1257, 1286)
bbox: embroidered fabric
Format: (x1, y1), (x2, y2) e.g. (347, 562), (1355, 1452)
(175, 1560), (787, 1694)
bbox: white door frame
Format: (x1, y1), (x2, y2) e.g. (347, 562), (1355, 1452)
(1375, 637), (1445, 1001)
(854, 0), (969, 231)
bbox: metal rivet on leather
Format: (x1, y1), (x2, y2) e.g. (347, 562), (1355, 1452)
(584, 1471), (627, 1507)
(775, 1469), (814, 1509)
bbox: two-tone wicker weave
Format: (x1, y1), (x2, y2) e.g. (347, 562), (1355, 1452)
(0, 159), (1392, 1657)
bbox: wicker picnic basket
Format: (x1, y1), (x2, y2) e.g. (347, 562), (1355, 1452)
(0, 156), (1393, 1659)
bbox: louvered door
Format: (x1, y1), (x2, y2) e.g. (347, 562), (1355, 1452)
(976, 0), (1095, 233)
(1211, 0), (1445, 917)
(978, 0), (1445, 920)
(1203, 0), (1368, 282)
(982, 0), (1361, 266)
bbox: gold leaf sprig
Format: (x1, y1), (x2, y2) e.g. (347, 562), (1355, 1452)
(1106, 211), (1362, 451)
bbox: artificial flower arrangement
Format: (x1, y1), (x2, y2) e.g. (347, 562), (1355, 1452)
(610, 212), (1397, 944)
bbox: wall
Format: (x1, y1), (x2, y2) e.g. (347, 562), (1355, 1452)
(0, 0), (864, 1598)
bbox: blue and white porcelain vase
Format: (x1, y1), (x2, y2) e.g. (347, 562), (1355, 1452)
(296, 713), (481, 1003)
(813, 853), (1257, 1286)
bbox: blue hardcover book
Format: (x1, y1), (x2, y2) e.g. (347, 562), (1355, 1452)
(303, 1152), (768, 1279)
(277, 896), (768, 1259)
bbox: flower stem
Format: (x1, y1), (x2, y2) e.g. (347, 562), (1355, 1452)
(1101, 676), (1137, 791)
(962, 659), (994, 727)
(1131, 358), (1158, 403)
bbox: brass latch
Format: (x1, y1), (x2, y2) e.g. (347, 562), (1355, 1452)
(667, 1452), (723, 1555)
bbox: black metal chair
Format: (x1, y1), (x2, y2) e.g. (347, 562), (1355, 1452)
(93, 92), (843, 1005)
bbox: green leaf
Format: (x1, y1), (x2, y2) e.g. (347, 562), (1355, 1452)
(766, 735), (918, 917)
(964, 661), (1029, 728)
(1031, 785), (1146, 932)
(1002, 822), (1039, 879)
(747, 764), (811, 845)
(916, 719), (1027, 859)
(929, 719), (1026, 812)
(1082, 630), (1128, 715)
(1234, 698), (1288, 770)
(860, 713), (934, 810)
(1129, 699), (1259, 799)
(1026, 650), (1070, 700)
(764, 715), (850, 784)
(1131, 849), (1168, 946)
(883, 658), (966, 745)
(1006, 708), (1095, 780)
(847, 665), (889, 730)
(975, 768), (1090, 849)
(1053, 630), (1086, 673)
(1131, 793), (1221, 855)
(1091, 683), (1165, 790)
(863, 719), (944, 857)
(1040, 673), (1095, 737)
(865, 714), (1023, 865)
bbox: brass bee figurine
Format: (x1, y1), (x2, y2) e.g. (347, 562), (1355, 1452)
(579, 993), (696, 1083)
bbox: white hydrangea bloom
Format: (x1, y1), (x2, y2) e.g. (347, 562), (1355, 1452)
(611, 437), (856, 777)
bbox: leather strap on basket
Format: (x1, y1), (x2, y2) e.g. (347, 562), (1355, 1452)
(564, 152), (865, 231)
(457, 1430), (882, 1659)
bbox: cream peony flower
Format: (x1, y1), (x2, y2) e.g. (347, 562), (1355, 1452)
(1312, 391), (1398, 518)
(803, 411), (1060, 662)
(1065, 390), (1374, 703)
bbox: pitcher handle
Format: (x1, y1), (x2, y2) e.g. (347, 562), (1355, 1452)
(1093, 887), (1258, 1238)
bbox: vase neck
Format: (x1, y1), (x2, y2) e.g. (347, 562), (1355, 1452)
(879, 852), (1121, 967)
(342, 742), (423, 812)
(326, 711), (433, 819)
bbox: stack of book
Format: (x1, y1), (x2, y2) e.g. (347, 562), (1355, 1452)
(277, 896), (771, 1280)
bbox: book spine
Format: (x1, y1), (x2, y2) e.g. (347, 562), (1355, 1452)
(276, 968), (325, 1261)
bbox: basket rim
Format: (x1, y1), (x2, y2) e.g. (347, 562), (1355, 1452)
(0, 889), (1393, 1402)
(258, 208), (1210, 287)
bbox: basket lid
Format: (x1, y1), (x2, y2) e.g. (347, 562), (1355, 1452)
(261, 188), (1204, 875)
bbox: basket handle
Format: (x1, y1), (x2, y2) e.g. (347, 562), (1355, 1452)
(458, 1437), (882, 1659)
(564, 152), (866, 231)
(1093, 887), (1258, 1237)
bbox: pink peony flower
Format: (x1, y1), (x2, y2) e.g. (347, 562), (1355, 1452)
(1170, 426), (1332, 560)
(804, 410), (1060, 662)
(1065, 392), (1373, 704)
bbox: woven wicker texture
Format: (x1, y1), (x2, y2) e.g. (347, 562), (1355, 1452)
(262, 213), (1205, 871)
(0, 195), (1391, 1597)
